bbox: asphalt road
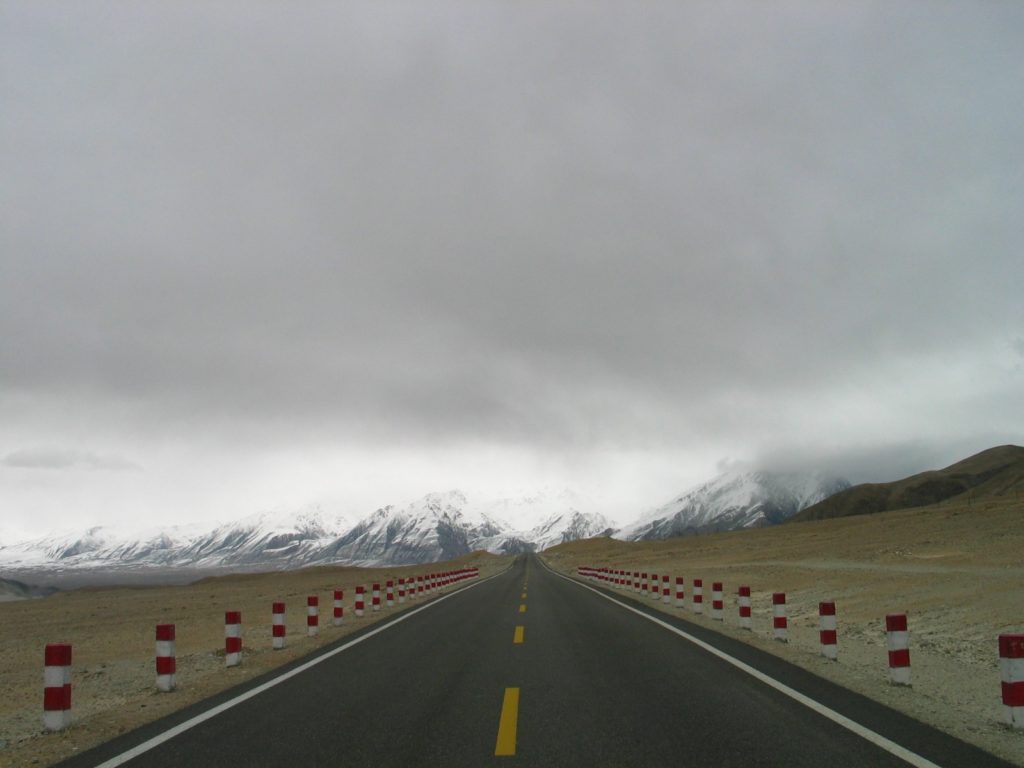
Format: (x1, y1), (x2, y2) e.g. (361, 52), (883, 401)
(58, 555), (1015, 768)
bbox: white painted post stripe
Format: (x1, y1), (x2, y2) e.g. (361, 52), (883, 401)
(89, 566), (509, 768)
(549, 563), (943, 768)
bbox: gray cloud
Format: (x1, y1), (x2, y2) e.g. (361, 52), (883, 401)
(1, 2), (1022, 533)
(3, 448), (140, 472)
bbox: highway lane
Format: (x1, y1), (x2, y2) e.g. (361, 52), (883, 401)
(57, 555), (1014, 768)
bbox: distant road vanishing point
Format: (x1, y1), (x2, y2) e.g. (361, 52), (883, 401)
(57, 555), (1014, 768)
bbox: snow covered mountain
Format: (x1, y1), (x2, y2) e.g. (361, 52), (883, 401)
(527, 510), (615, 551)
(619, 471), (850, 541)
(0, 506), (354, 571)
(0, 490), (612, 573)
(317, 490), (520, 566)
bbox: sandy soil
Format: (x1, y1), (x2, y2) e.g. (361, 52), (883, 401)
(0, 552), (508, 768)
(543, 496), (1024, 766)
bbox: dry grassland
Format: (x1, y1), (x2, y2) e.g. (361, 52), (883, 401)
(544, 497), (1024, 766)
(0, 551), (509, 768)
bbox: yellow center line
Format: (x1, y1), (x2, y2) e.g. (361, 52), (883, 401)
(513, 625), (524, 644)
(521, 592), (527, 599)
(519, 604), (527, 613)
(494, 687), (520, 756)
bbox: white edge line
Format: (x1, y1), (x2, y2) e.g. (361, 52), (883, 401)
(93, 566), (510, 768)
(541, 561), (944, 768)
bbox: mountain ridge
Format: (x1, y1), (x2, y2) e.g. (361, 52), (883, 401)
(0, 489), (609, 572)
(618, 470), (850, 540)
(789, 444), (1024, 523)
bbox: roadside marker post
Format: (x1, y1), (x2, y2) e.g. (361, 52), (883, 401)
(355, 586), (365, 618)
(225, 612), (242, 667)
(662, 575), (671, 604)
(999, 634), (1024, 728)
(692, 579), (704, 614)
(333, 590), (344, 626)
(386, 581), (395, 607)
(307, 596), (319, 637)
(398, 578), (407, 604)
(886, 614), (911, 685)
(738, 586), (752, 630)
(711, 582), (724, 620)
(675, 577), (685, 608)
(772, 593), (788, 642)
(272, 602), (286, 649)
(372, 583), (381, 612)
(155, 624), (176, 692)
(819, 601), (838, 660)
(43, 643), (72, 731)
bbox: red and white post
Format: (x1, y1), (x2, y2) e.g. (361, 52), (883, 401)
(355, 586), (366, 617)
(398, 578), (407, 604)
(333, 590), (344, 626)
(225, 611), (242, 667)
(372, 583), (381, 612)
(675, 577), (685, 608)
(43, 643), (72, 731)
(711, 582), (724, 621)
(155, 624), (176, 692)
(633, 571), (641, 594)
(307, 596), (319, 636)
(692, 579), (703, 614)
(662, 575), (670, 604)
(772, 593), (788, 642)
(272, 602), (286, 649)
(641, 573), (649, 597)
(650, 573), (659, 599)
(386, 580), (395, 607)
(999, 634), (1024, 729)
(886, 614), (911, 685)
(819, 601), (838, 660)
(738, 586), (752, 630)
(417, 575), (424, 596)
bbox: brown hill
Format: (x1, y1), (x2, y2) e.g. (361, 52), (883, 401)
(788, 444), (1024, 523)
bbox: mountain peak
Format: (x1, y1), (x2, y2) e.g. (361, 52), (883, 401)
(619, 469), (850, 541)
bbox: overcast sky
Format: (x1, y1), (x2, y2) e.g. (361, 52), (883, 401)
(2, 2), (1023, 539)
